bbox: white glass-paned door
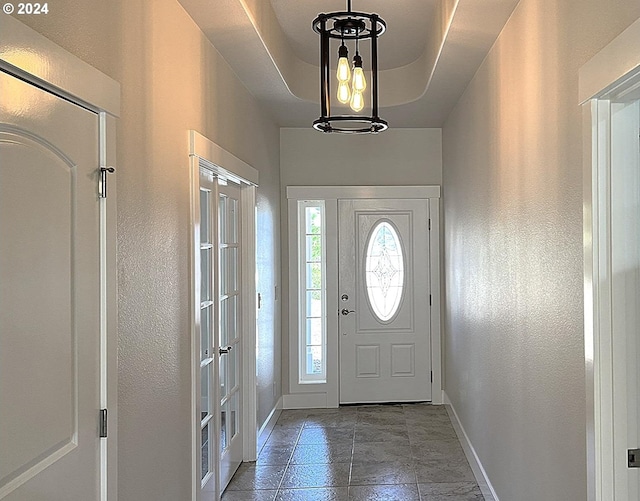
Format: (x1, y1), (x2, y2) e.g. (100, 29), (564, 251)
(218, 181), (243, 494)
(199, 173), (244, 500)
(199, 177), (216, 493)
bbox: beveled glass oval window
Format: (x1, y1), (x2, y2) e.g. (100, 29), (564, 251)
(364, 221), (405, 322)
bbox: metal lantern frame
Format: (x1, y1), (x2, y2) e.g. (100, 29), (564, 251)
(312, 7), (388, 134)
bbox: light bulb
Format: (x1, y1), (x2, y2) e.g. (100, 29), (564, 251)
(336, 45), (350, 82)
(337, 81), (351, 104)
(350, 91), (364, 112)
(352, 54), (366, 92)
(352, 66), (366, 92)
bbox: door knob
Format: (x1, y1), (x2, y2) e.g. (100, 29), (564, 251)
(219, 345), (233, 355)
(341, 308), (355, 315)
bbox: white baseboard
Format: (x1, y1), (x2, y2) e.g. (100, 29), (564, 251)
(282, 392), (328, 409)
(443, 392), (499, 501)
(257, 396), (283, 453)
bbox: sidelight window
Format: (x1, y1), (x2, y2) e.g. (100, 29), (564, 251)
(298, 201), (326, 383)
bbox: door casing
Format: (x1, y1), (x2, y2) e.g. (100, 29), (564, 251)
(0, 14), (120, 501)
(285, 186), (442, 409)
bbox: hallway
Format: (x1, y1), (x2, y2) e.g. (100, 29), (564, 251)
(223, 404), (483, 500)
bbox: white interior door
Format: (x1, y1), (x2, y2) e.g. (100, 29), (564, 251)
(217, 180), (243, 493)
(0, 71), (101, 499)
(338, 199), (431, 404)
(610, 97), (640, 496)
(199, 177), (244, 499)
(199, 171), (217, 497)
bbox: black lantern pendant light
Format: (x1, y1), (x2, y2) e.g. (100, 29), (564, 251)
(313, 0), (388, 133)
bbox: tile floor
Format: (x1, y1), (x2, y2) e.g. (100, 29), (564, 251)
(222, 403), (484, 500)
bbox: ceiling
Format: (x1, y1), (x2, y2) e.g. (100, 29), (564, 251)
(179, 0), (521, 128)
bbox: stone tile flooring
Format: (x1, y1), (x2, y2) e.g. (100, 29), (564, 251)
(223, 403), (484, 500)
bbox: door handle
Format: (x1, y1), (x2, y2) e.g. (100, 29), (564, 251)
(341, 308), (355, 315)
(219, 346), (233, 355)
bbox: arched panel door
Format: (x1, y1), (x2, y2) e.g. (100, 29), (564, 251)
(0, 70), (101, 499)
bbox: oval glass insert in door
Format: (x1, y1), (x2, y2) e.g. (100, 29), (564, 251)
(364, 220), (405, 322)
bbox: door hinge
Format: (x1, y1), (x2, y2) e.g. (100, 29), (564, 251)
(428, 219), (431, 231)
(430, 371), (433, 383)
(100, 409), (108, 438)
(429, 294), (432, 306)
(629, 449), (640, 468)
(257, 292), (262, 310)
(99, 166), (116, 198)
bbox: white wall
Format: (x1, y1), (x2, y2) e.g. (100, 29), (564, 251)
(19, 1), (282, 499)
(280, 128), (442, 396)
(442, 0), (640, 499)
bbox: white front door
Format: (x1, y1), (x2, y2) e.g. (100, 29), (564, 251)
(338, 199), (431, 404)
(0, 71), (101, 499)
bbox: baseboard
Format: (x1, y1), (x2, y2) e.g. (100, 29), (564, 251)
(282, 392), (328, 409)
(257, 396), (283, 453)
(443, 392), (499, 501)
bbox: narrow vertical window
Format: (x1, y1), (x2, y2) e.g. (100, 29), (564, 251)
(298, 201), (326, 383)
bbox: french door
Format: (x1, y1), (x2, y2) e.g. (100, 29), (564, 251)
(338, 199), (432, 404)
(199, 173), (243, 500)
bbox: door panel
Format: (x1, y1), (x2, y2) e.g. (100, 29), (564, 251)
(199, 170), (216, 496)
(610, 98), (640, 496)
(339, 199), (431, 404)
(0, 71), (100, 499)
(217, 181), (243, 494)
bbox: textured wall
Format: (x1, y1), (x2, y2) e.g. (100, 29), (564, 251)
(18, 1), (282, 499)
(442, 0), (640, 499)
(118, 1), (281, 498)
(279, 128), (442, 396)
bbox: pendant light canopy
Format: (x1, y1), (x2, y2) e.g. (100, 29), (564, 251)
(312, 1), (388, 134)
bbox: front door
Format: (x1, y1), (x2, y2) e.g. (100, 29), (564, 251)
(0, 71), (101, 498)
(338, 199), (432, 404)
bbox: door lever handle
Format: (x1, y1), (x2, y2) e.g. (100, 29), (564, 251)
(219, 346), (233, 355)
(341, 308), (355, 315)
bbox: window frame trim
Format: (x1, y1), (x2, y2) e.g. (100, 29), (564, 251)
(297, 200), (328, 384)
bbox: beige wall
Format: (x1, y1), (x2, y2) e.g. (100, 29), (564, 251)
(279, 128), (442, 395)
(19, 1), (282, 499)
(442, 0), (640, 498)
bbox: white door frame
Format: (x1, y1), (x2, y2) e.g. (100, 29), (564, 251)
(0, 15), (120, 501)
(285, 186), (442, 408)
(580, 15), (640, 501)
(189, 131), (258, 500)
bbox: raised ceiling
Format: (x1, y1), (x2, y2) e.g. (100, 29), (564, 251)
(179, 0), (521, 128)
(269, 0), (436, 70)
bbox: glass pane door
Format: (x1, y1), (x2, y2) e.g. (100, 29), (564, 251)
(218, 181), (243, 492)
(199, 179), (216, 492)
